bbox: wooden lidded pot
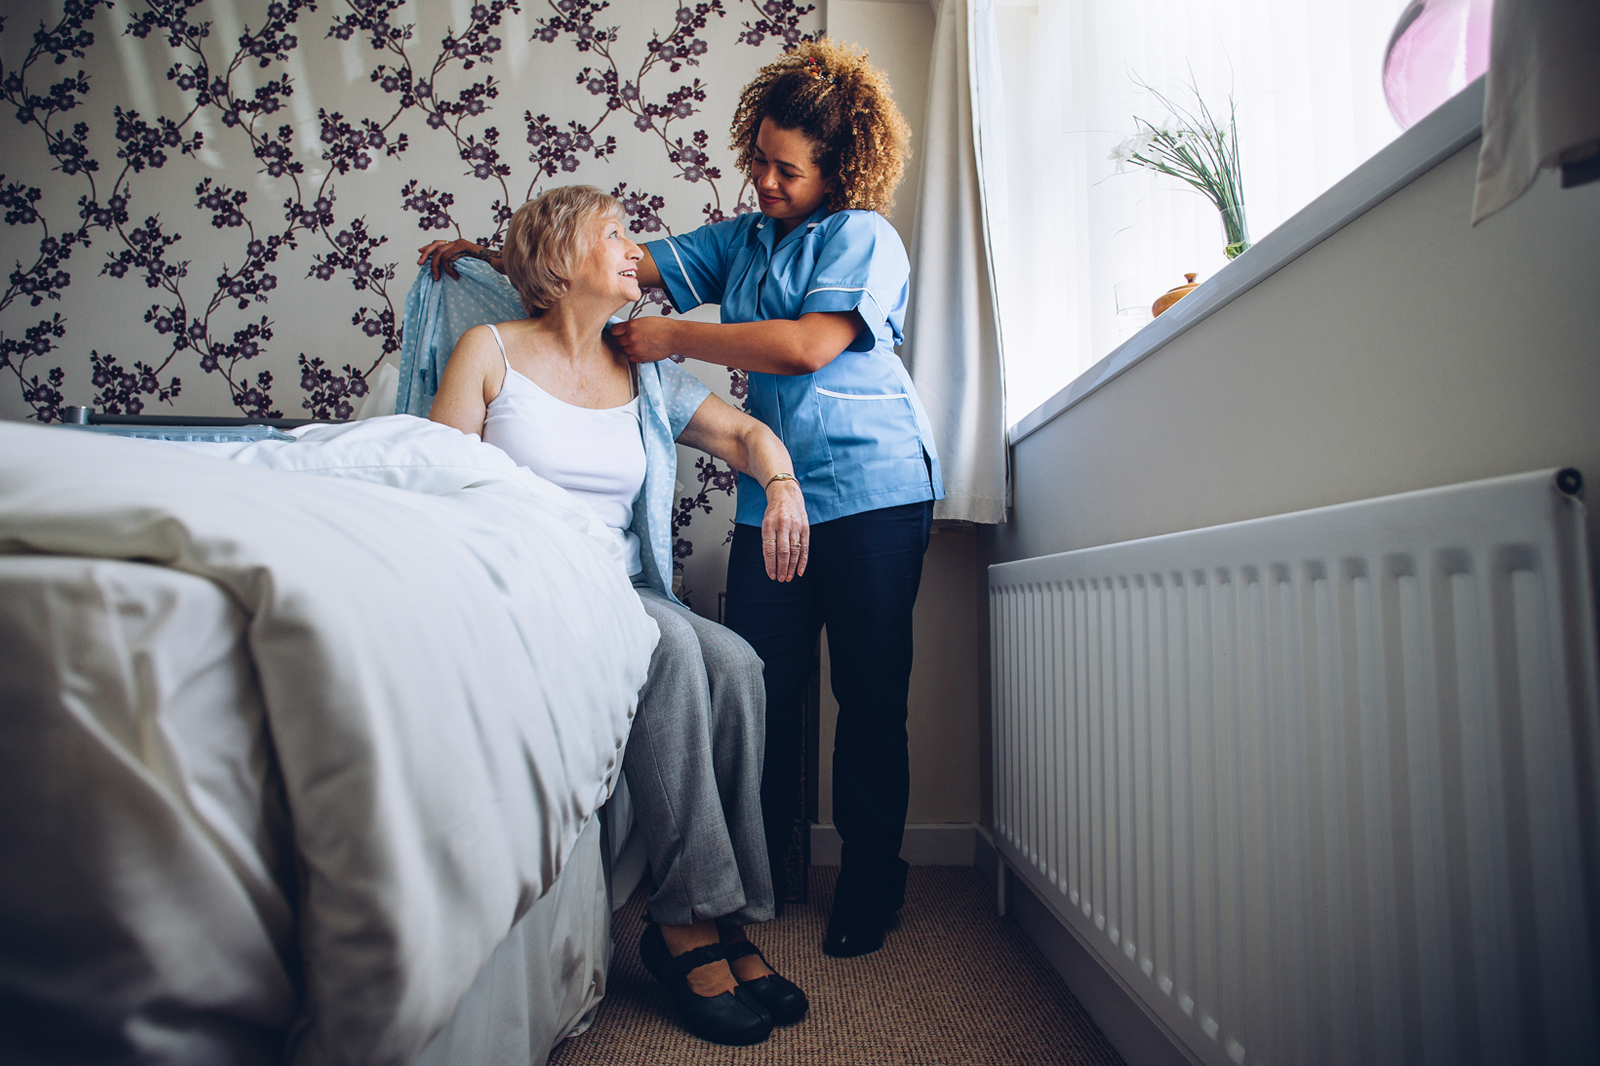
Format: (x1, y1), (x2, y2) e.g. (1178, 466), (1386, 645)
(1152, 273), (1200, 317)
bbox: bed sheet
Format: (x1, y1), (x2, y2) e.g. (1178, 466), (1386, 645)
(0, 555), (294, 1064)
(0, 416), (659, 1065)
(418, 813), (612, 1066)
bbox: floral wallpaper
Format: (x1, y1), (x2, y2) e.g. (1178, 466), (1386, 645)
(0, 0), (821, 612)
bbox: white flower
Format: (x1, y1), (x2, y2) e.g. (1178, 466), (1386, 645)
(1108, 136), (1136, 171)
(1109, 132), (1158, 172)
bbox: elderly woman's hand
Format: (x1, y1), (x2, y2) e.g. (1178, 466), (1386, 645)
(762, 478), (809, 582)
(673, 393), (808, 581)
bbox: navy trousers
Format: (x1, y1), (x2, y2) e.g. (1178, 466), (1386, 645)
(724, 499), (933, 920)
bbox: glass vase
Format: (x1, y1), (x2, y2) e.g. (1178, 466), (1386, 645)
(1221, 200), (1250, 260)
(1382, 0), (1494, 130)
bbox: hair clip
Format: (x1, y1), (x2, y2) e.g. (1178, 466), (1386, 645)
(805, 56), (836, 85)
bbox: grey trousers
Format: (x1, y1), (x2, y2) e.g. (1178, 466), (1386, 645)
(625, 581), (775, 926)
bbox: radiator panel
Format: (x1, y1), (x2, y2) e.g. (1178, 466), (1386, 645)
(989, 470), (1600, 1066)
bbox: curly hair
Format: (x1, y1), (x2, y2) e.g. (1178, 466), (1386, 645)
(730, 38), (910, 216)
(501, 185), (621, 316)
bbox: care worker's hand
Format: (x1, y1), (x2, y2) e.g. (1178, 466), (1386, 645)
(761, 478), (809, 582)
(608, 316), (680, 364)
(417, 239), (487, 280)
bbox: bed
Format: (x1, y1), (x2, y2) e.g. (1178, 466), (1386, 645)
(0, 415), (659, 1065)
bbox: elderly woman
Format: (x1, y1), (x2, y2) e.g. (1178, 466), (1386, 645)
(425, 186), (807, 1048)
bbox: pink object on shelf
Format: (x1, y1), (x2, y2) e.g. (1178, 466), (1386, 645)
(1382, 0), (1494, 130)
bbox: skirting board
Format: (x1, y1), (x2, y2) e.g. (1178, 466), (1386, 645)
(987, 828), (1198, 1066)
(809, 822), (980, 866)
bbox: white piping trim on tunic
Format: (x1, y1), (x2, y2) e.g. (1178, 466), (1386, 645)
(816, 387), (908, 400)
(805, 285), (885, 323)
(662, 237), (701, 306)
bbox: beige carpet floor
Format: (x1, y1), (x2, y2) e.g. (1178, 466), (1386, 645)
(548, 865), (1126, 1066)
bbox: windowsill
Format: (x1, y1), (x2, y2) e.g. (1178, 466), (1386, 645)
(1007, 76), (1487, 447)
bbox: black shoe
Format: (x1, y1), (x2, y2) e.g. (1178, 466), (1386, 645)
(823, 910), (893, 958)
(639, 924), (774, 1045)
(723, 940), (809, 1025)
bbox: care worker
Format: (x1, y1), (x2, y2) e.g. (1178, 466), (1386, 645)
(420, 38), (942, 961)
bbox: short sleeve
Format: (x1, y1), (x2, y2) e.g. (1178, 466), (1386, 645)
(656, 359), (713, 441)
(798, 211), (910, 351)
(645, 219), (741, 313)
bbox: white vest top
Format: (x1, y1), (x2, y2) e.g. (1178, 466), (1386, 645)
(480, 323), (646, 575)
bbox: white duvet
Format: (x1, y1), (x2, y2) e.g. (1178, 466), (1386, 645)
(0, 416), (658, 1064)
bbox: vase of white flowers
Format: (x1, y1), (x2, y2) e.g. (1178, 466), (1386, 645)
(1110, 80), (1251, 260)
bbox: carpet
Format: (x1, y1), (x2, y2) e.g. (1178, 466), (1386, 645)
(548, 865), (1126, 1066)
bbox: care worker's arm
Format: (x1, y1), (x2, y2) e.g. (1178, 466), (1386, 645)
(677, 394), (810, 581)
(426, 325), (502, 437)
(417, 238), (666, 289)
(608, 311), (861, 376)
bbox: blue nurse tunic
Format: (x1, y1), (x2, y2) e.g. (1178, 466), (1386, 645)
(646, 206), (944, 526)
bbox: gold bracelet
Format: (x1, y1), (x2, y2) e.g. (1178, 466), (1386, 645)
(766, 472), (798, 489)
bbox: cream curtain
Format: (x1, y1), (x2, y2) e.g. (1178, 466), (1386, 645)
(1473, 0), (1600, 222)
(903, 0), (1010, 525)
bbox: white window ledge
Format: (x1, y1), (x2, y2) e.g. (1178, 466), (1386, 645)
(1007, 76), (1487, 447)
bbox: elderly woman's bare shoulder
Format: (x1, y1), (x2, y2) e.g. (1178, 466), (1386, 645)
(448, 321), (515, 361)
(438, 323), (518, 397)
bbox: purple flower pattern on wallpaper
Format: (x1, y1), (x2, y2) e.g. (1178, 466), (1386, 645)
(0, 0), (819, 608)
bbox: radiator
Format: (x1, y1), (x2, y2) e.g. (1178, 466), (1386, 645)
(989, 469), (1600, 1066)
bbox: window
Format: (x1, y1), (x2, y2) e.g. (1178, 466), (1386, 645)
(993, 0), (1408, 423)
